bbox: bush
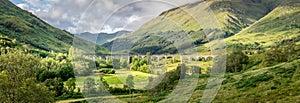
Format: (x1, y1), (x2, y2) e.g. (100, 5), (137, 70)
(226, 49), (249, 73)
(100, 68), (115, 74)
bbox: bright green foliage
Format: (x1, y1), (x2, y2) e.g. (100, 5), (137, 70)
(65, 78), (76, 95)
(130, 56), (151, 73)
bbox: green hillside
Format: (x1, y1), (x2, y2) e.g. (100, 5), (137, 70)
(226, 0), (300, 49)
(0, 0), (73, 52)
(187, 59), (300, 102)
(103, 0), (290, 54)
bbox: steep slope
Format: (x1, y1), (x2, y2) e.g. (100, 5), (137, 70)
(141, 0), (280, 35)
(226, 0), (300, 48)
(0, 0), (73, 52)
(103, 0), (282, 54)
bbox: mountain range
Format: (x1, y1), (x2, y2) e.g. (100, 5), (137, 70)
(77, 30), (131, 45)
(103, 0), (299, 54)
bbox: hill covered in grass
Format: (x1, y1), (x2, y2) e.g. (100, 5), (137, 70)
(226, 0), (300, 49)
(103, 0), (299, 54)
(188, 59), (300, 102)
(0, 0), (73, 52)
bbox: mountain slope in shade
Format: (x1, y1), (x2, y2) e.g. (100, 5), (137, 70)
(0, 0), (73, 52)
(77, 30), (131, 45)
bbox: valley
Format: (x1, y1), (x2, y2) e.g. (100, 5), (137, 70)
(0, 0), (299, 102)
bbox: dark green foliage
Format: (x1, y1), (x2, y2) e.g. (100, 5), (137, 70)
(147, 64), (187, 98)
(38, 70), (57, 82)
(100, 68), (115, 74)
(226, 49), (249, 72)
(263, 43), (299, 66)
(108, 87), (141, 95)
(236, 74), (273, 89)
(56, 63), (75, 81)
(45, 78), (65, 97)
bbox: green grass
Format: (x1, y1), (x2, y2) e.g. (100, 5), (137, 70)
(75, 69), (153, 89)
(189, 59), (300, 102)
(226, 1), (300, 49)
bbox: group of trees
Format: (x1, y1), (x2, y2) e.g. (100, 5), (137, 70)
(0, 52), (54, 102)
(263, 43), (299, 66)
(130, 52), (151, 73)
(82, 75), (136, 96)
(147, 64), (187, 98)
(0, 46), (83, 102)
(226, 42), (300, 73)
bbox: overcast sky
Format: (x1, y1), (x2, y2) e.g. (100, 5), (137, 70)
(11, 0), (201, 34)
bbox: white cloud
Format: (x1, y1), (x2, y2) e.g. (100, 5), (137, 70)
(17, 3), (29, 9)
(100, 25), (124, 33)
(126, 15), (141, 24)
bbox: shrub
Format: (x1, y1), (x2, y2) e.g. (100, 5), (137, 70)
(100, 68), (115, 74)
(226, 49), (249, 73)
(236, 74), (273, 89)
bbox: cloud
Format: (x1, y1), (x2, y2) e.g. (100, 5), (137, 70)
(16, 3), (29, 9)
(12, 0), (201, 34)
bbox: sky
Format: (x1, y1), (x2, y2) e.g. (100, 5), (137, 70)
(10, 0), (200, 34)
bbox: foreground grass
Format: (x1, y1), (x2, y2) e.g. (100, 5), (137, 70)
(189, 59), (300, 102)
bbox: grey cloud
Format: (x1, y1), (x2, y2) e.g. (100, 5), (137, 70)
(18, 0), (201, 33)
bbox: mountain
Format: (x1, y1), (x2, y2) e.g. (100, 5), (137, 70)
(77, 30), (131, 45)
(226, 0), (300, 48)
(103, 0), (297, 54)
(0, 0), (73, 53)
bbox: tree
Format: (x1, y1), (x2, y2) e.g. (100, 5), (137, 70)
(44, 78), (65, 97)
(65, 78), (76, 95)
(226, 49), (249, 72)
(125, 75), (134, 89)
(96, 76), (109, 95)
(112, 58), (121, 69)
(146, 52), (151, 64)
(83, 78), (96, 95)
(0, 52), (54, 102)
(56, 62), (75, 81)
